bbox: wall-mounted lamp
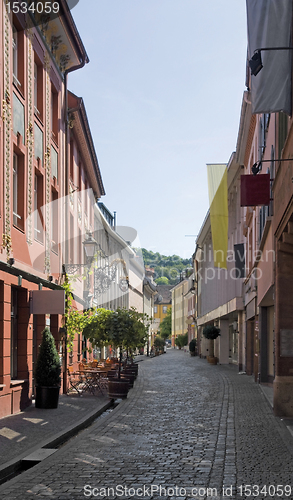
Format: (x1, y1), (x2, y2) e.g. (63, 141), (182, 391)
(249, 47), (293, 76)
(8, 257), (15, 266)
(48, 276), (53, 282)
(251, 157), (293, 176)
(249, 51), (263, 76)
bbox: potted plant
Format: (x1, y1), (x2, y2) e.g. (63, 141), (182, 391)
(83, 307), (147, 398)
(107, 308), (139, 398)
(34, 327), (61, 409)
(202, 325), (220, 364)
(175, 332), (188, 350)
(154, 336), (165, 355)
(189, 338), (197, 356)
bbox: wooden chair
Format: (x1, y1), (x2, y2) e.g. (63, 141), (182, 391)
(67, 366), (83, 396)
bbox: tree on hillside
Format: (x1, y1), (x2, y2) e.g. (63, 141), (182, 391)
(141, 248), (192, 286)
(160, 307), (172, 340)
(156, 276), (169, 285)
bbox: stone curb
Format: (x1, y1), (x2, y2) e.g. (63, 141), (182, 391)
(0, 358), (148, 490)
(0, 398), (113, 486)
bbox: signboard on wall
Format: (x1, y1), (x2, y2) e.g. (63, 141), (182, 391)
(240, 174), (270, 206)
(30, 290), (65, 315)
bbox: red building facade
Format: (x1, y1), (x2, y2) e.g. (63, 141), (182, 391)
(0, 1), (106, 417)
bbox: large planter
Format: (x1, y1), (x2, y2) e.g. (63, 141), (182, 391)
(107, 369), (118, 379)
(121, 373), (135, 387)
(123, 368), (137, 379)
(126, 363), (138, 374)
(35, 386), (60, 409)
(108, 379), (129, 399)
(207, 356), (218, 365)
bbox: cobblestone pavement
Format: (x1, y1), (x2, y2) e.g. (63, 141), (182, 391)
(0, 395), (110, 469)
(1, 350), (293, 500)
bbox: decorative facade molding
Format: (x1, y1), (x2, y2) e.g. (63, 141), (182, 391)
(44, 52), (51, 274)
(3, 4), (12, 257)
(26, 28), (34, 245)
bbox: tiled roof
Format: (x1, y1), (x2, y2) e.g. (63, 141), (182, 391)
(154, 285), (172, 304)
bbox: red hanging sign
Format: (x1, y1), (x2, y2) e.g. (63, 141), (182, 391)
(240, 174), (270, 206)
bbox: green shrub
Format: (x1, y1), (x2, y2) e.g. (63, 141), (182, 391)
(34, 328), (61, 387)
(154, 336), (165, 349)
(175, 332), (188, 348)
(202, 325), (221, 340)
(189, 338), (197, 352)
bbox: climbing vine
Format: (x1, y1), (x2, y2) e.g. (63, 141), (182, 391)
(62, 278), (90, 352)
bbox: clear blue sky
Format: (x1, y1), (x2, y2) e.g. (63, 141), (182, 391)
(69, 1), (247, 260)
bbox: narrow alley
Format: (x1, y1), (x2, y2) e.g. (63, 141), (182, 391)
(1, 350), (293, 500)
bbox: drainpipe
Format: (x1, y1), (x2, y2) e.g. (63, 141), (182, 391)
(62, 55), (88, 395)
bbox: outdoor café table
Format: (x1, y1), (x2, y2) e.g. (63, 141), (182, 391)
(94, 370), (109, 394)
(83, 369), (108, 395)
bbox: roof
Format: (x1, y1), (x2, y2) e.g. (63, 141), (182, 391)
(154, 285), (172, 304)
(68, 91), (105, 197)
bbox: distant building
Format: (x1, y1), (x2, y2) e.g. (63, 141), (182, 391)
(154, 285), (172, 339)
(171, 280), (188, 347)
(143, 268), (157, 354)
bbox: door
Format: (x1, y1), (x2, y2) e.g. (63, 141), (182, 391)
(11, 288), (18, 379)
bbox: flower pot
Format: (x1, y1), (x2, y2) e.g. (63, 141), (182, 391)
(190, 351), (196, 356)
(108, 379), (129, 399)
(208, 356), (218, 365)
(121, 373), (135, 387)
(107, 369), (118, 379)
(126, 364), (138, 374)
(35, 386), (60, 409)
(123, 369), (137, 379)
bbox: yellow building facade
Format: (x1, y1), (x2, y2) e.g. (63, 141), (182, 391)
(171, 279), (189, 347)
(153, 285), (172, 338)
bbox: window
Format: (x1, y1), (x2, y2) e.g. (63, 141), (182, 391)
(70, 139), (74, 180)
(154, 306), (157, 314)
(13, 92), (25, 140)
(77, 228), (82, 266)
(51, 146), (58, 180)
(34, 174), (43, 242)
(84, 177), (89, 215)
(51, 84), (58, 141)
(13, 154), (18, 225)
(13, 153), (24, 229)
(34, 54), (43, 119)
(78, 159), (82, 191)
(70, 214), (74, 263)
(34, 123), (43, 162)
(34, 62), (38, 110)
(11, 288), (18, 379)
(12, 26), (18, 83)
(163, 306), (168, 314)
(279, 111), (288, 156)
(12, 20), (24, 90)
(51, 190), (58, 253)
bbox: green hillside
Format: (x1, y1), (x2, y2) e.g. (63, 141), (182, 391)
(141, 249), (192, 285)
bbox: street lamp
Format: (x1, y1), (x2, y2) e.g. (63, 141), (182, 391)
(63, 234), (129, 299)
(249, 47), (293, 76)
(83, 232), (98, 263)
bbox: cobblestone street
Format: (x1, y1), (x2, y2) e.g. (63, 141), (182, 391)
(1, 350), (293, 500)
